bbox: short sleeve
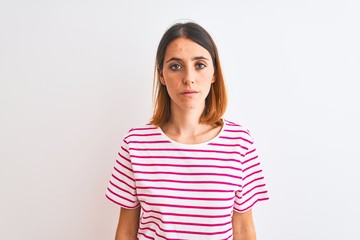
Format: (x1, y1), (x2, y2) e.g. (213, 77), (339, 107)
(234, 135), (269, 213)
(105, 137), (140, 209)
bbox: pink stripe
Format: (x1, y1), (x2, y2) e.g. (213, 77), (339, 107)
(117, 152), (130, 162)
(243, 162), (260, 172)
(219, 136), (253, 144)
(107, 187), (137, 203)
(105, 194), (139, 208)
(133, 170), (242, 180)
(121, 146), (129, 154)
(130, 155), (241, 163)
(129, 127), (157, 132)
(237, 191), (268, 206)
(109, 181), (136, 196)
(132, 162), (242, 171)
(127, 140), (171, 144)
(233, 197), (269, 212)
(142, 201), (233, 210)
(245, 148), (256, 156)
(141, 219), (232, 235)
(137, 232), (155, 240)
(243, 184), (266, 196)
(125, 133), (161, 139)
(209, 142), (248, 150)
(142, 215), (232, 227)
(129, 147), (244, 156)
(243, 169), (262, 181)
(243, 177), (264, 189)
(141, 208), (232, 218)
(224, 129), (250, 135)
(114, 166), (135, 181)
(224, 121), (242, 127)
(136, 178), (242, 187)
(243, 155), (258, 164)
(138, 227), (179, 240)
(116, 160), (133, 173)
(137, 186), (234, 193)
(137, 193), (235, 201)
(221, 233), (233, 240)
(111, 174), (136, 190)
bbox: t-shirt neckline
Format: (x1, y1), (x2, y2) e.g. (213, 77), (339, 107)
(155, 119), (226, 148)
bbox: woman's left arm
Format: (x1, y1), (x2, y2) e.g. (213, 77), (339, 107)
(232, 209), (256, 240)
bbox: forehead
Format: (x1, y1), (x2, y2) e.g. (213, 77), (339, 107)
(164, 37), (212, 59)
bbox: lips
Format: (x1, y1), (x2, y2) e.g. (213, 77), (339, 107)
(181, 90), (198, 95)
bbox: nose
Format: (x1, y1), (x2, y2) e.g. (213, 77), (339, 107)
(183, 68), (195, 85)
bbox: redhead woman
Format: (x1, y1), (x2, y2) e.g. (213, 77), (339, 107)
(106, 22), (269, 240)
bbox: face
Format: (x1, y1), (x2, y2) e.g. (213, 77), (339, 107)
(160, 37), (215, 113)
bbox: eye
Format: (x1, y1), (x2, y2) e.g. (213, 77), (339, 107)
(196, 63), (206, 69)
(170, 64), (181, 71)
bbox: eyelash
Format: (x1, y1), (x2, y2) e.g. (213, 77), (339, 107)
(170, 64), (181, 71)
(169, 63), (206, 71)
(197, 63), (206, 69)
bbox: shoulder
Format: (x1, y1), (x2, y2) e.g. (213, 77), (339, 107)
(222, 119), (255, 144)
(223, 119), (251, 134)
(127, 122), (157, 133)
(122, 122), (159, 141)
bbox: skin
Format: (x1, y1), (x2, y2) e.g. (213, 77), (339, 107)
(159, 37), (219, 143)
(232, 210), (257, 240)
(115, 207), (140, 240)
(115, 37), (256, 240)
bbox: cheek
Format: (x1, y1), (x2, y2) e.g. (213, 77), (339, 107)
(201, 72), (215, 85)
(201, 67), (215, 78)
(164, 81), (179, 95)
(163, 72), (180, 85)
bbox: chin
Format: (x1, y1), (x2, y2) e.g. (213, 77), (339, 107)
(173, 99), (205, 112)
(182, 104), (203, 111)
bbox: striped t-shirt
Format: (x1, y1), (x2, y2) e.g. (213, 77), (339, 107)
(106, 119), (269, 240)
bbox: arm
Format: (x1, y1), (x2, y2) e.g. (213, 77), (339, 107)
(232, 209), (256, 240)
(115, 207), (141, 240)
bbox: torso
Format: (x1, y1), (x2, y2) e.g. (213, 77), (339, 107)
(105, 119), (269, 239)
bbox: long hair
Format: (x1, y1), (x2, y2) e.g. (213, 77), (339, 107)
(151, 22), (227, 127)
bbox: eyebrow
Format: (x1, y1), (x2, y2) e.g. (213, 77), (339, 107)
(165, 56), (210, 63)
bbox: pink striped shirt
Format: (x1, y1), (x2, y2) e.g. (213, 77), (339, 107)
(106, 119), (269, 239)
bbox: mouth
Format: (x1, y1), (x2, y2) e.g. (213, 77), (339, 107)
(181, 90), (198, 95)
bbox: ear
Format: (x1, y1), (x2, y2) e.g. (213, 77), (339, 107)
(159, 69), (166, 85)
(211, 74), (216, 83)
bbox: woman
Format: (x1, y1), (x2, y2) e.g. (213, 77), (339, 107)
(106, 21), (269, 240)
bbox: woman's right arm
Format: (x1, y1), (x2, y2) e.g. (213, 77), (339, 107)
(115, 207), (141, 240)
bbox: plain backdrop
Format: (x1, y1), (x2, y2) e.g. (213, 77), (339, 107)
(1, 0), (359, 239)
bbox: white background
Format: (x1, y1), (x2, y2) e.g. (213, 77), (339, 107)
(1, 0), (359, 239)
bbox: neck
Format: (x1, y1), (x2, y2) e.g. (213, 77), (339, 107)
(171, 109), (203, 134)
(162, 102), (207, 137)
(160, 103), (222, 144)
